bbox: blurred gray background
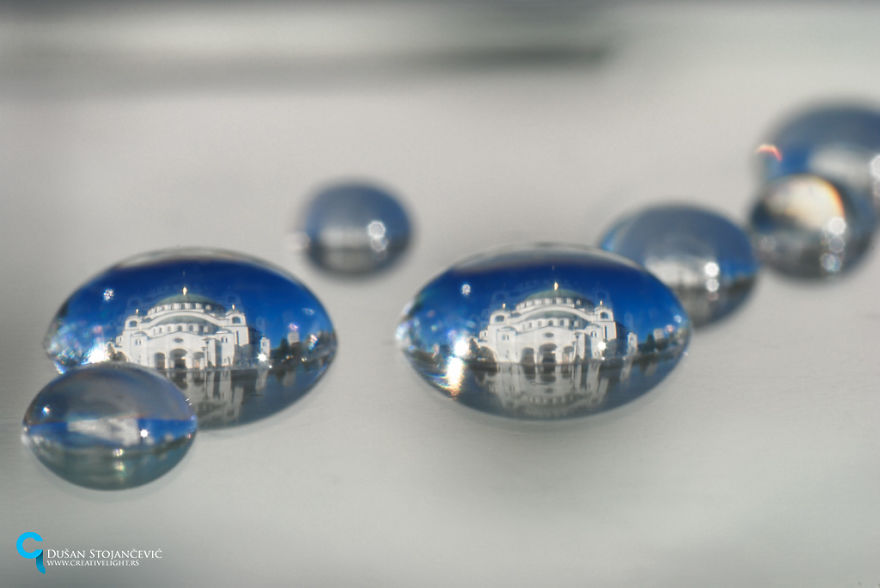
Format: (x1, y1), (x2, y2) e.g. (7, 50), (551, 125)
(1, 2), (879, 586)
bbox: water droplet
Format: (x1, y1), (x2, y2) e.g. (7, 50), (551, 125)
(599, 204), (759, 327)
(748, 174), (876, 277)
(22, 364), (197, 490)
(397, 244), (691, 420)
(297, 181), (412, 274)
(757, 103), (880, 209)
(44, 248), (337, 428)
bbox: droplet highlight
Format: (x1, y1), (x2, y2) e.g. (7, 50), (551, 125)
(599, 204), (759, 326)
(298, 181), (412, 274)
(22, 364), (197, 490)
(749, 174), (876, 277)
(44, 248), (337, 428)
(397, 244), (691, 420)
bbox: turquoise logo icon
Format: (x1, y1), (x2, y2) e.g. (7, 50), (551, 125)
(16, 532), (45, 574)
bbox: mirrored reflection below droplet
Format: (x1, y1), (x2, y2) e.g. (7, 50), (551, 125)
(397, 244), (691, 420)
(757, 103), (880, 210)
(22, 364), (197, 490)
(599, 204), (759, 327)
(297, 181), (412, 274)
(43, 248), (337, 428)
(749, 175), (876, 278)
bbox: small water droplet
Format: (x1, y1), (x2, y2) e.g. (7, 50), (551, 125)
(599, 204), (759, 327)
(758, 103), (880, 210)
(296, 181), (412, 274)
(22, 364), (197, 490)
(44, 248), (337, 428)
(397, 244), (691, 420)
(748, 175), (876, 277)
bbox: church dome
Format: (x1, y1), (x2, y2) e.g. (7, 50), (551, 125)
(522, 288), (589, 305)
(150, 292), (226, 312)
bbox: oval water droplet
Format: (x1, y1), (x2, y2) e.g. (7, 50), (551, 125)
(748, 174), (876, 277)
(44, 248), (337, 428)
(297, 181), (412, 274)
(757, 103), (880, 209)
(599, 204), (759, 327)
(22, 364), (197, 490)
(397, 245), (691, 420)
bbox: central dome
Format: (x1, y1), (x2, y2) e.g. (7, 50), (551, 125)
(523, 288), (587, 302)
(153, 292), (225, 311)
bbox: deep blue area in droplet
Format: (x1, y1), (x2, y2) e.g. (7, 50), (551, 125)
(397, 245), (691, 419)
(22, 364), (197, 490)
(302, 182), (412, 273)
(44, 248), (337, 428)
(599, 204), (758, 326)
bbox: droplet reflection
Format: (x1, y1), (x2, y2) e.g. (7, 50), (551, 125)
(748, 175), (876, 277)
(758, 103), (880, 210)
(22, 364), (197, 490)
(44, 248), (337, 428)
(600, 204), (759, 327)
(297, 181), (412, 274)
(397, 244), (691, 420)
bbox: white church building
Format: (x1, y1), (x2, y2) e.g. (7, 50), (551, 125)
(113, 288), (270, 370)
(476, 284), (638, 365)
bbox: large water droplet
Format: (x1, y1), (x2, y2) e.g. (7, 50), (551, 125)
(397, 244), (691, 420)
(22, 364), (197, 490)
(44, 248), (337, 428)
(749, 174), (876, 277)
(297, 181), (412, 274)
(599, 204), (759, 327)
(757, 103), (880, 208)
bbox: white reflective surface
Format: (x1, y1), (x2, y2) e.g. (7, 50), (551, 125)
(1, 2), (879, 586)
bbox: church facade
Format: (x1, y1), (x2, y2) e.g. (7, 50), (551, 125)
(113, 289), (270, 370)
(476, 286), (638, 365)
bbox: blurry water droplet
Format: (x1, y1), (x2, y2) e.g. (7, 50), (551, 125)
(599, 204), (759, 327)
(44, 248), (337, 428)
(758, 103), (880, 209)
(396, 244), (691, 420)
(22, 364), (197, 490)
(748, 175), (876, 277)
(297, 181), (412, 274)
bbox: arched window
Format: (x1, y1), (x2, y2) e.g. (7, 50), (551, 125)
(232, 317), (242, 324)
(128, 320), (137, 327)
(600, 311), (610, 319)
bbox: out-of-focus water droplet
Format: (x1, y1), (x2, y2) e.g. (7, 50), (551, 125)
(396, 244), (691, 420)
(297, 181), (412, 274)
(44, 248), (337, 428)
(757, 103), (880, 209)
(749, 174), (876, 277)
(22, 364), (197, 490)
(599, 204), (759, 327)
